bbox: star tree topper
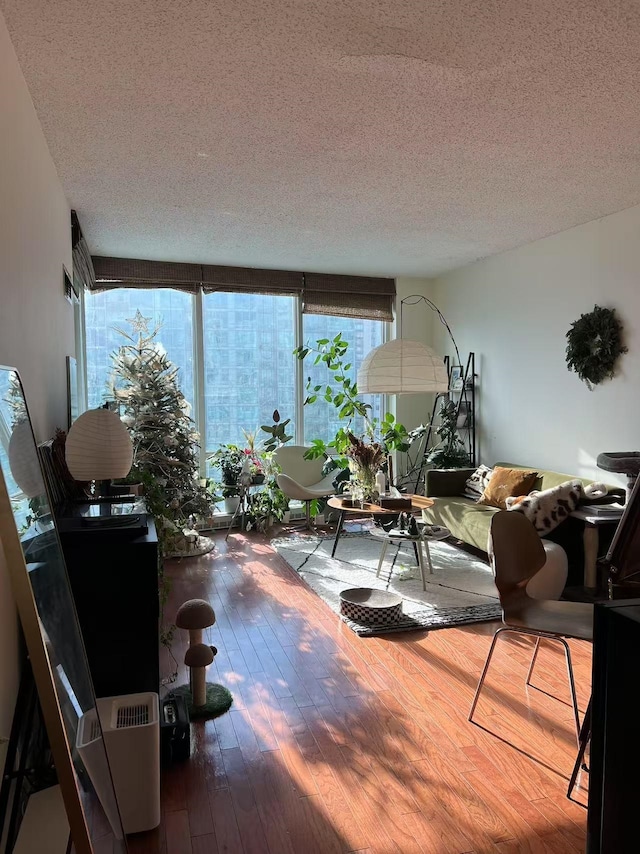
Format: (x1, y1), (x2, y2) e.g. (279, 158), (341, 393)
(126, 309), (152, 334)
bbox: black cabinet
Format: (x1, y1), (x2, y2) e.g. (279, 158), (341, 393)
(587, 599), (640, 853)
(57, 504), (160, 699)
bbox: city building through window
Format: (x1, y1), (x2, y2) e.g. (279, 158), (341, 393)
(84, 289), (386, 468)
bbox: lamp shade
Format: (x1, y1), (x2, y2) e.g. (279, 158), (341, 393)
(8, 420), (45, 498)
(357, 339), (449, 394)
(65, 408), (133, 481)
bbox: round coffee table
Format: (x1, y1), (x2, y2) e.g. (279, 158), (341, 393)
(370, 524), (450, 591)
(327, 494), (434, 558)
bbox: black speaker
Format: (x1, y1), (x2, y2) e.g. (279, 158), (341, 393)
(160, 694), (190, 764)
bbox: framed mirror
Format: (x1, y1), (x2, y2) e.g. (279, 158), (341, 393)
(0, 367), (127, 853)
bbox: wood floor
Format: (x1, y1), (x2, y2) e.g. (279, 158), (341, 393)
(128, 530), (590, 854)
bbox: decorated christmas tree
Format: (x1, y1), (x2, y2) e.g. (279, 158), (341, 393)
(110, 311), (212, 555)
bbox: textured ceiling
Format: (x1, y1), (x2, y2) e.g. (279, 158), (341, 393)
(3, 0), (640, 277)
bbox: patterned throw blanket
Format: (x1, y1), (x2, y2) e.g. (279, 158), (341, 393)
(506, 480), (623, 535)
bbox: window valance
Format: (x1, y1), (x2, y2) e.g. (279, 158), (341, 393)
(91, 255), (395, 320)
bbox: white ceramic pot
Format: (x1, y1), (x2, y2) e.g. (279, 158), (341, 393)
(224, 496), (240, 514)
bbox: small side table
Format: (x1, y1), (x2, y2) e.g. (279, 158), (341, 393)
(570, 508), (624, 589)
(370, 525), (450, 591)
(225, 481), (263, 540)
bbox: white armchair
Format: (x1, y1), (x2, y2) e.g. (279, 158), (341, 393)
(274, 445), (336, 529)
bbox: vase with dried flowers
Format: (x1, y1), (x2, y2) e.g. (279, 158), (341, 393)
(345, 432), (385, 504)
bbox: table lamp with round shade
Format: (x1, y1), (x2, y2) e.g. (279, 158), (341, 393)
(65, 408), (133, 497)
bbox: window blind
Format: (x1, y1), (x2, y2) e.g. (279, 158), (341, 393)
(302, 273), (395, 322)
(91, 255), (396, 320)
(201, 265), (303, 296)
(71, 211), (96, 292)
(91, 256), (201, 293)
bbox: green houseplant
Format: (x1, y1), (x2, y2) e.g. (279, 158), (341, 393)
(243, 410), (293, 530)
(427, 399), (470, 469)
(294, 334), (416, 488)
(245, 478), (290, 532)
(207, 411), (293, 529)
(207, 444), (245, 511)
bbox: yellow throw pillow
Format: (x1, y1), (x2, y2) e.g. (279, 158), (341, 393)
(478, 467), (538, 510)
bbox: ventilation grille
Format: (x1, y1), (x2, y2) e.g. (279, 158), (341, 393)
(116, 703), (150, 728)
(89, 719), (102, 741)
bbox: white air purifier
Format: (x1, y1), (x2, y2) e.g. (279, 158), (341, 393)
(77, 692), (160, 835)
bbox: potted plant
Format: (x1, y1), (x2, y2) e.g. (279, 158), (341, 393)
(242, 413), (294, 531)
(294, 335), (417, 488)
(245, 480), (290, 532)
(207, 444), (244, 512)
(241, 428), (266, 483)
(426, 399), (470, 469)
(110, 471), (145, 496)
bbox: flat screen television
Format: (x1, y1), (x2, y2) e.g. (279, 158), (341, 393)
(603, 475), (640, 589)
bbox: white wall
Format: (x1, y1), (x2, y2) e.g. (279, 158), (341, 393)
(0, 12), (73, 741)
(432, 205), (640, 487)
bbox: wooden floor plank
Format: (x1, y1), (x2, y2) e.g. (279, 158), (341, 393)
(145, 531), (589, 854)
(164, 811), (192, 854)
(278, 699), (367, 851)
(208, 787), (246, 854)
(220, 746), (271, 854)
(191, 834), (219, 854)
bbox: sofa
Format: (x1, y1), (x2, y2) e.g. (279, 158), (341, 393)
(421, 462), (617, 586)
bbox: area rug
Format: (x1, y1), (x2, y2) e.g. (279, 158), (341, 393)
(273, 525), (501, 636)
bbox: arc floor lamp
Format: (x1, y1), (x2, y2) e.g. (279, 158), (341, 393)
(356, 295), (474, 490)
(356, 295), (461, 395)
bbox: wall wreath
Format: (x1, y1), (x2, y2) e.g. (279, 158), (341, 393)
(565, 304), (627, 390)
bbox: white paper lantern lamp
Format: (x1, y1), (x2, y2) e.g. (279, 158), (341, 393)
(66, 408), (133, 482)
(8, 420), (45, 498)
(357, 339), (449, 395)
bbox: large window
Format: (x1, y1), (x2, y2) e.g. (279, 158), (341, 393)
(83, 289), (387, 462)
(203, 292), (296, 448)
(84, 289), (195, 409)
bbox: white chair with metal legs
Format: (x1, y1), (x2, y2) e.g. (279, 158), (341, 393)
(274, 445), (336, 529)
(468, 511), (593, 747)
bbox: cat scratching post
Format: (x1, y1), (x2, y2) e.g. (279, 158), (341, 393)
(184, 644), (214, 707)
(176, 599), (216, 704)
(176, 599), (215, 646)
